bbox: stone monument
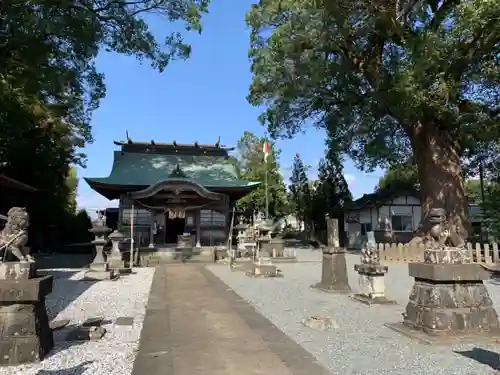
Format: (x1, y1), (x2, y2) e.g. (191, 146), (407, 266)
(351, 231), (396, 305)
(85, 211), (114, 281)
(312, 215), (351, 293)
(386, 208), (499, 343)
(0, 207), (54, 365)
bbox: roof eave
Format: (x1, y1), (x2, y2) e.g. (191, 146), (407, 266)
(0, 174), (37, 192)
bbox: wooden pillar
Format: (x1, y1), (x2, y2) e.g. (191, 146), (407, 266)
(149, 210), (155, 248)
(196, 208), (201, 247)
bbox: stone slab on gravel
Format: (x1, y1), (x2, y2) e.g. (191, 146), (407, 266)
(0, 267), (154, 375)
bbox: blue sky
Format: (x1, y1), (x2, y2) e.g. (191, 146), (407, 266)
(76, 0), (384, 210)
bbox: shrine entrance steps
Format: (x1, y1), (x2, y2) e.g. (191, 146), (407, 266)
(136, 247), (217, 266)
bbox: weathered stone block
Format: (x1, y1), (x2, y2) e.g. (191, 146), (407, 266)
(88, 262), (109, 273)
(0, 262), (36, 281)
(107, 255), (125, 270)
(409, 263), (489, 281)
(388, 262), (500, 342)
(0, 336), (47, 366)
(65, 326), (106, 341)
(312, 252), (351, 293)
(0, 275), (53, 303)
(0, 295), (53, 365)
(83, 270), (115, 281)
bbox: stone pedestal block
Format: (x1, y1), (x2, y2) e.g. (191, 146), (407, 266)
(0, 262), (54, 366)
(247, 263), (280, 278)
(246, 257), (281, 278)
(351, 264), (396, 305)
(107, 255), (124, 270)
(386, 262), (500, 343)
(312, 251), (351, 293)
(85, 262), (114, 281)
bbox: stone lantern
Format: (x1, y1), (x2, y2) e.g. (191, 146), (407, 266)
(256, 220), (274, 257)
(234, 222), (249, 251)
(107, 230), (126, 271)
(85, 212), (114, 280)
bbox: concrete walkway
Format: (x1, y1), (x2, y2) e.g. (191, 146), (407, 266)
(131, 264), (332, 375)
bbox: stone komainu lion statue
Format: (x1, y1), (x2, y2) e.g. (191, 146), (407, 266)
(0, 207), (33, 262)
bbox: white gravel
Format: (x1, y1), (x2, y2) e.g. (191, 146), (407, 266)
(1, 267), (154, 375)
(208, 250), (500, 375)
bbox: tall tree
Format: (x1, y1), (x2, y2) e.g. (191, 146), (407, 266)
(289, 153), (310, 224)
(0, 0), (210, 241)
(235, 131), (288, 218)
(65, 167), (79, 214)
(246, 0), (500, 239)
(309, 150), (352, 244)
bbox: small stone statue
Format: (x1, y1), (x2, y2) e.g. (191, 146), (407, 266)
(360, 231), (380, 265)
(0, 207), (34, 262)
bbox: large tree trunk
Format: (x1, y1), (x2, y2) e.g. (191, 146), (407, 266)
(411, 124), (470, 241)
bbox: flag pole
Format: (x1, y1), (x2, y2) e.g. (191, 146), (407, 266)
(264, 138), (269, 220)
(129, 203), (134, 269)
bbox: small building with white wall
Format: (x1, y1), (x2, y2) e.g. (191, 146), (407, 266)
(344, 189), (482, 249)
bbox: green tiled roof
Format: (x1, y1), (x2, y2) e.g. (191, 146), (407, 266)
(85, 151), (258, 189)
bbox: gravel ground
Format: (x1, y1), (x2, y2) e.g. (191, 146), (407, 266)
(208, 250), (500, 375)
(1, 267), (154, 375)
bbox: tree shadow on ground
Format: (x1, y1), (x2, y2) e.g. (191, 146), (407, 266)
(454, 348), (500, 370)
(35, 360), (94, 375)
(35, 253), (94, 269)
(37, 269), (97, 321)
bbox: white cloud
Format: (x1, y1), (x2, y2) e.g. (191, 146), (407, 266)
(344, 173), (356, 184)
(76, 192), (118, 212)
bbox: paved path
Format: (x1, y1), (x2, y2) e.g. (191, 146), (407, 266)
(131, 264), (332, 375)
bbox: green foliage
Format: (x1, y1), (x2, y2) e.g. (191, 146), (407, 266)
(235, 131), (288, 218)
(247, 0), (500, 232)
(376, 164), (418, 192)
(288, 153), (310, 221)
(465, 179), (482, 204)
(308, 150), (352, 245)
(313, 154), (352, 216)
(65, 168), (79, 214)
(0, 0), (209, 245)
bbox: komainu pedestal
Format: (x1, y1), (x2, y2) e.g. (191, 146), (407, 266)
(0, 262), (54, 365)
(400, 263), (498, 334)
(386, 208), (500, 344)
